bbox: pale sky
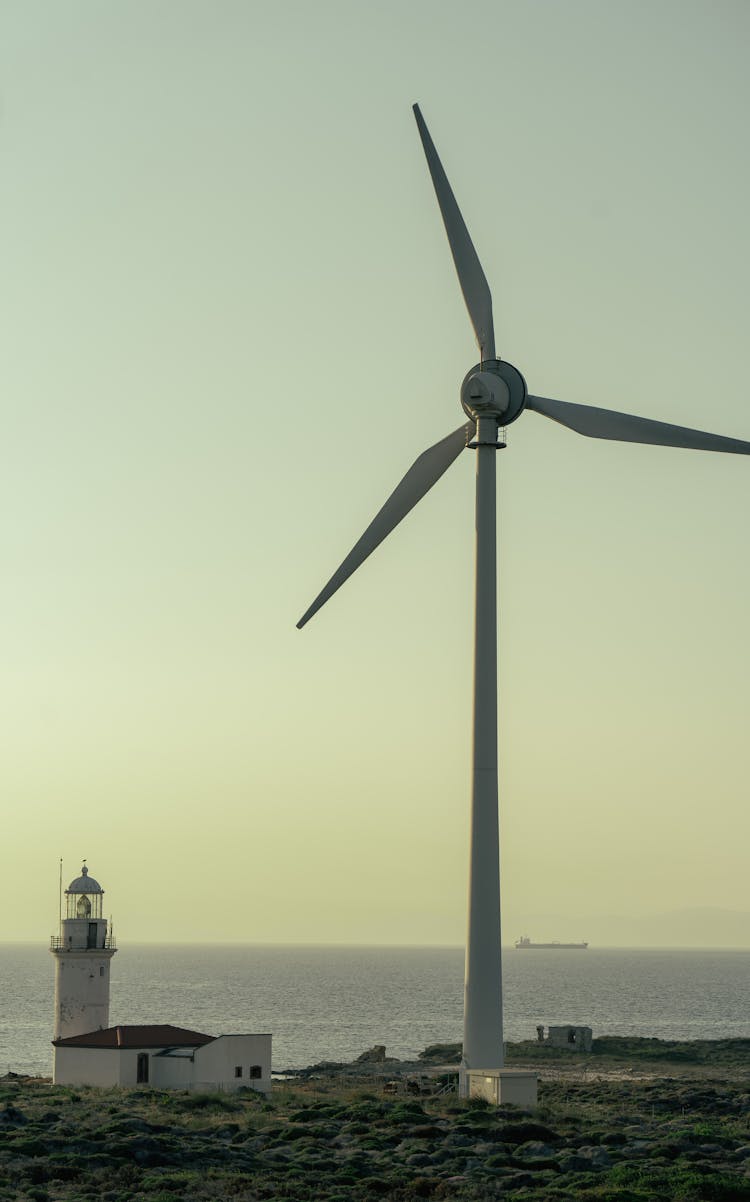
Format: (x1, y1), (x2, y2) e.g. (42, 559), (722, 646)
(2, 0), (749, 946)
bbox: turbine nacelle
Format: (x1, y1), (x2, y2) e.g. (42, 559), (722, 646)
(461, 361), (527, 426)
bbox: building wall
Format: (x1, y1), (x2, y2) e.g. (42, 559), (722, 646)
(53, 1046), (121, 1086)
(193, 1035), (272, 1094)
(54, 1034), (272, 1092)
(58, 917), (109, 951)
(150, 1054), (194, 1089)
(51, 950), (116, 1039)
(547, 1025), (593, 1052)
(117, 1049), (142, 1087)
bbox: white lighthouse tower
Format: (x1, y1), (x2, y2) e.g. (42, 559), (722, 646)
(50, 863), (117, 1040)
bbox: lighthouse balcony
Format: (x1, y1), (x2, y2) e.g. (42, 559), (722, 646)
(50, 932), (117, 951)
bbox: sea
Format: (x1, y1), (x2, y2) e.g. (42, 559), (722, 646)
(2, 944), (749, 1079)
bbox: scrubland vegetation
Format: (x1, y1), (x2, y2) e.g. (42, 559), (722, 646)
(2, 1040), (749, 1201)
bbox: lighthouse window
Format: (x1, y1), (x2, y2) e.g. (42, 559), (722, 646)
(99, 967), (105, 977)
(249, 1065), (262, 1079)
(234, 1066), (242, 1078)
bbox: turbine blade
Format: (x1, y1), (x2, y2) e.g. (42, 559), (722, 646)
(526, 395), (750, 456)
(297, 421), (474, 629)
(413, 103), (495, 362)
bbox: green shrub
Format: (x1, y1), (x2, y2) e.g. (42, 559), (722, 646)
(348, 1101), (388, 1121)
(418, 1043), (461, 1064)
(388, 1101), (428, 1124)
(169, 1091), (241, 1113)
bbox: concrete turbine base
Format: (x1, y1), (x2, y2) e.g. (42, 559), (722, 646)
(462, 1065), (538, 1108)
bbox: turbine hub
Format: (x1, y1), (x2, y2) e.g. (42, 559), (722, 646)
(461, 360), (527, 426)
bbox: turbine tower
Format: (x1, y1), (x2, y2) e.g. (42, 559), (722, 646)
(297, 105), (750, 1099)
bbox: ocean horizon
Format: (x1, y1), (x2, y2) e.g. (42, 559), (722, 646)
(3, 943), (749, 1078)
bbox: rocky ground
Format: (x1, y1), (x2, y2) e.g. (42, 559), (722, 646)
(1, 1039), (749, 1200)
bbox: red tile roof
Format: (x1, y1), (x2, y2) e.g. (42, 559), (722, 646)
(53, 1024), (215, 1049)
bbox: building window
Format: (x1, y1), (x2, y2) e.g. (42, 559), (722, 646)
(99, 967), (105, 977)
(249, 1065), (262, 1079)
(136, 1053), (149, 1084)
(234, 1066), (242, 1078)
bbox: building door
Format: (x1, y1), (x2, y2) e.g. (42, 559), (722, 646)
(87, 923), (97, 949)
(136, 1054), (149, 1084)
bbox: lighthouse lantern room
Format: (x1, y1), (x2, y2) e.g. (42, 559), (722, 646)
(50, 864), (117, 1040)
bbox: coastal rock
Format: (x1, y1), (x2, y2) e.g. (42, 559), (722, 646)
(407, 1123), (443, 1139)
(515, 1141), (558, 1160)
(355, 1045), (387, 1063)
(128, 1136), (182, 1167)
(472, 1140), (498, 1154)
(558, 1151), (595, 1172)
(214, 1122), (241, 1139)
(621, 1138), (655, 1156)
(444, 1133), (472, 1147)
(428, 1149), (454, 1165)
(651, 1140), (684, 1160)
(406, 1152), (432, 1167)
(106, 1117), (158, 1134)
(600, 1130), (627, 1145)
(0, 1105), (28, 1126)
(576, 1144), (612, 1169)
(682, 1147), (719, 1162)
(502, 1170), (535, 1187)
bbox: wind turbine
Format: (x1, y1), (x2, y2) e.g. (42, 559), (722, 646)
(297, 105), (750, 1097)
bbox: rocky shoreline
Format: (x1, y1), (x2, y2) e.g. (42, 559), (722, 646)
(279, 1034), (750, 1082)
(2, 1039), (750, 1200)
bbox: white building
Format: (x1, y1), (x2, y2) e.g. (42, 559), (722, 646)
(53, 1024), (272, 1094)
(49, 865), (272, 1094)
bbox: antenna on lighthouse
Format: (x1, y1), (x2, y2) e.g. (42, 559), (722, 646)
(58, 858), (63, 938)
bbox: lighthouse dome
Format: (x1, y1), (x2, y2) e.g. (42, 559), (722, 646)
(66, 865), (103, 894)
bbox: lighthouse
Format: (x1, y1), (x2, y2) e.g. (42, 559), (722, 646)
(50, 863), (117, 1040)
(50, 863), (272, 1092)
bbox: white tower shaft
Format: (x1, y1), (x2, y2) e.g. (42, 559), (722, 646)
(52, 949), (116, 1040)
(460, 415), (503, 1093)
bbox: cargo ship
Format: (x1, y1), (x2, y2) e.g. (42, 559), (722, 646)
(515, 936), (588, 950)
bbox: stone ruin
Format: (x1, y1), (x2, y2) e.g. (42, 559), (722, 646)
(536, 1024), (593, 1052)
